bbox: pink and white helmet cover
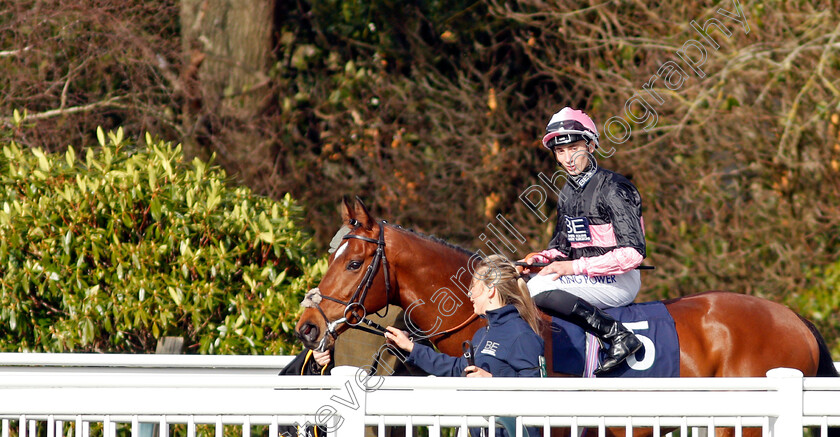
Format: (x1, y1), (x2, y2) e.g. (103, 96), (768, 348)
(542, 107), (600, 149)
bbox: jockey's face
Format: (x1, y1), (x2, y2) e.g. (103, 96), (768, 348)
(553, 140), (594, 176)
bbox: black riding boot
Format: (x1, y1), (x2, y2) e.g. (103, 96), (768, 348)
(533, 289), (642, 375)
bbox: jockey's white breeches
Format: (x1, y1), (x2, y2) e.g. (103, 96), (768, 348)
(526, 270), (641, 309)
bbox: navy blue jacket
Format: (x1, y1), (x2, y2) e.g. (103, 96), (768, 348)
(406, 305), (544, 377)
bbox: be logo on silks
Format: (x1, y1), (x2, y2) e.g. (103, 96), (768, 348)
(564, 215), (591, 243)
(551, 302), (680, 377)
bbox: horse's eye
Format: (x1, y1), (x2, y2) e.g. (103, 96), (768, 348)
(347, 260), (363, 271)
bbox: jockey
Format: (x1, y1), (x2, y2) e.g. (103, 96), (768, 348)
(519, 107), (644, 376)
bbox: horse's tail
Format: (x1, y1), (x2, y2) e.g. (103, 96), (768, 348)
(799, 315), (839, 377)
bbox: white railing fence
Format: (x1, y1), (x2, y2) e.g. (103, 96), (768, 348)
(1, 354), (839, 437)
(0, 352), (295, 376)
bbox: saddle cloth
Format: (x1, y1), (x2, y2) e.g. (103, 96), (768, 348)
(550, 301), (680, 377)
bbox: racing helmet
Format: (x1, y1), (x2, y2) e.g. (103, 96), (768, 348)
(541, 107), (600, 150)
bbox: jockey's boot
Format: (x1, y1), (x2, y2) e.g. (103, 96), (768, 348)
(533, 289), (642, 375)
(567, 299), (642, 375)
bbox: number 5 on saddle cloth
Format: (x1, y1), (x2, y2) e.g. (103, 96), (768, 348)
(551, 301), (680, 377)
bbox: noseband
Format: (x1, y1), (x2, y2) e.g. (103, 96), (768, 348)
(306, 219), (392, 351)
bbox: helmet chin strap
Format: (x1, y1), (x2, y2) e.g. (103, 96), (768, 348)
(570, 164), (597, 188)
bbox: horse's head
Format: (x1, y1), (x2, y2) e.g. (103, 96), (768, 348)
(295, 197), (394, 351)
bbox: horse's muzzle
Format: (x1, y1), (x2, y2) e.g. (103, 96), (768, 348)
(297, 322), (320, 348)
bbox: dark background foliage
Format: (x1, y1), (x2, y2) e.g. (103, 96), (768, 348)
(1, 0), (838, 355)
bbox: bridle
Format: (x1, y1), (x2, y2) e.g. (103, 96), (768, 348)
(309, 219), (392, 351)
(305, 219), (479, 352)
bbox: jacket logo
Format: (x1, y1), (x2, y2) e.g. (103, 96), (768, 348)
(565, 216), (591, 242)
(481, 341), (500, 356)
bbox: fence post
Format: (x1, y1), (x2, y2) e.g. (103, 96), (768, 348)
(766, 367), (804, 437)
(140, 337), (185, 437)
(331, 366), (366, 437)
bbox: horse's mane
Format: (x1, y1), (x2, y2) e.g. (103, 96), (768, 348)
(385, 223), (475, 258)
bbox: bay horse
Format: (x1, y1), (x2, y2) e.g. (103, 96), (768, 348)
(295, 198), (839, 437)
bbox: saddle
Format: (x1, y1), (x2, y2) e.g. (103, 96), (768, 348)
(550, 301), (680, 377)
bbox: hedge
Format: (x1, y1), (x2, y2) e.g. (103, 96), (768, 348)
(0, 126), (324, 354)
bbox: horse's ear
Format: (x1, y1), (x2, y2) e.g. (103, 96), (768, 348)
(341, 196), (355, 224)
(353, 196), (376, 230)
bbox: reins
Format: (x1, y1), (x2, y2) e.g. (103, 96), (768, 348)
(424, 313), (479, 339)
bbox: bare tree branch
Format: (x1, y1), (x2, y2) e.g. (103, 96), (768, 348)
(0, 47), (31, 57)
(1, 96), (126, 125)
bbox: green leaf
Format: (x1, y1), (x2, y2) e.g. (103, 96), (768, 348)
(273, 270), (287, 286)
(148, 164), (157, 190)
(243, 273), (255, 290)
(66, 147), (76, 167)
(167, 286), (182, 305)
(76, 174), (87, 193)
(258, 232), (274, 244)
(33, 148), (50, 172)
(97, 126), (106, 147)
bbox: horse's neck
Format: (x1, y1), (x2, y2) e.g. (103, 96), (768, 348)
(388, 230), (482, 356)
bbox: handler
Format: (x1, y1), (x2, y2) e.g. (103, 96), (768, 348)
(385, 255), (544, 378)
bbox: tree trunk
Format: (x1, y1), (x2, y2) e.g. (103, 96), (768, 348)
(179, 0), (276, 161)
